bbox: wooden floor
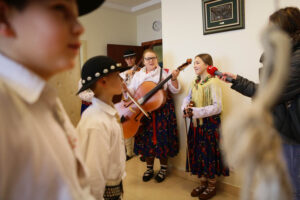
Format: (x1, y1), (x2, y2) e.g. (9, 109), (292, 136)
(123, 156), (239, 200)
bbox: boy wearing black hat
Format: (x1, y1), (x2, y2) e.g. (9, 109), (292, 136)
(120, 49), (138, 85)
(0, 0), (104, 199)
(77, 56), (129, 200)
(120, 49), (138, 161)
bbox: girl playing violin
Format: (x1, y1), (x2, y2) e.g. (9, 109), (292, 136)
(181, 54), (229, 200)
(127, 49), (181, 183)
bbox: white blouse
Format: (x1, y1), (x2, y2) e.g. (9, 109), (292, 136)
(128, 66), (181, 94)
(181, 86), (222, 119)
(76, 98), (126, 200)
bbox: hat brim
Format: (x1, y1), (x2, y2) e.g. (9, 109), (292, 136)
(77, 66), (131, 95)
(123, 53), (137, 58)
(77, 0), (105, 16)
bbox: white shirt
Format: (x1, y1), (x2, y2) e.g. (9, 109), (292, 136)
(0, 53), (94, 200)
(128, 66), (181, 94)
(76, 97), (126, 200)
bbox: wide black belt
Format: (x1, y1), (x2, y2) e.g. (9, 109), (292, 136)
(103, 181), (123, 200)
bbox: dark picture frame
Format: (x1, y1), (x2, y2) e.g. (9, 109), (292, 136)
(202, 0), (245, 35)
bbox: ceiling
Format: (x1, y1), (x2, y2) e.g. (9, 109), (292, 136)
(104, 0), (161, 13)
(106, 0), (151, 7)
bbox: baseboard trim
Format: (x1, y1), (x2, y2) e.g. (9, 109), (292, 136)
(170, 167), (240, 196)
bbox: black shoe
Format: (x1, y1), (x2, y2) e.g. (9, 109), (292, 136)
(143, 169), (154, 182)
(155, 169), (167, 183)
(140, 156), (146, 162)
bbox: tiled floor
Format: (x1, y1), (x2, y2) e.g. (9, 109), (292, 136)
(123, 157), (238, 200)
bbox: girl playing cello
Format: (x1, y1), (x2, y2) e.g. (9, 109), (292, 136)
(127, 49), (181, 183)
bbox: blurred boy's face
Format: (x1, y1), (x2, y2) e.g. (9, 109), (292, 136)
(0, 0), (84, 79)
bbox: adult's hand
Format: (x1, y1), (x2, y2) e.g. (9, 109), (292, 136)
(217, 72), (237, 83)
(171, 69), (180, 81)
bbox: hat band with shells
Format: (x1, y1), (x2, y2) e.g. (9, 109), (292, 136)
(81, 63), (122, 85)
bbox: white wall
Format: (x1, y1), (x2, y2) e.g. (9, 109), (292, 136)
(79, 8), (137, 59)
(137, 8), (162, 45)
(53, 8), (137, 128)
(79, 6), (163, 57)
(162, 0), (300, 187)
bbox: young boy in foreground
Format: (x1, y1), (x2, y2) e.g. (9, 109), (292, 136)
(0, 0), (104, 199)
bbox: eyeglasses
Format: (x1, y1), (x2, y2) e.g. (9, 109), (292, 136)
(144, 56), (157, 61)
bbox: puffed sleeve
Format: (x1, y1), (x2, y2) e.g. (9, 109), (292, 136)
(181, 89), (192, 112)
(127, 70), (141, 94)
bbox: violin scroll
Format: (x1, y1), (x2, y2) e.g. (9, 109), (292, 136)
(177, 58), (192, 72)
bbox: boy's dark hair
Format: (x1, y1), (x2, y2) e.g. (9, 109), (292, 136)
(2, 0), (30, 10)
(269, 7), (300, 43)
(2, 0), (106, 16)
(89, 82), (97, 92)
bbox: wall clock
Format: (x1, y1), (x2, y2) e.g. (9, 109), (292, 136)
(152, 20), (162, 32)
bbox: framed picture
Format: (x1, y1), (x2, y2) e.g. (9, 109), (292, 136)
(202, 0), (245, 35)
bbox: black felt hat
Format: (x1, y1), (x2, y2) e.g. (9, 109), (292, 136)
(123, 50), (136, 58)
(77, 0), (105, 16)
(77, 56), (130, 94)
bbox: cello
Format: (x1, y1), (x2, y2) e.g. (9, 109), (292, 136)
(115, 58), (192, 139)
(113, 42), (160, 104)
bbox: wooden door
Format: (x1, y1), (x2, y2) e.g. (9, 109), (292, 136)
(107, 44), (144, 67)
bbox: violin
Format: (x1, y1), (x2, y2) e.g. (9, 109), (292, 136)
(124, 62), (142, 84)
(115, 58), (192, 139)
(183, 101), (195, 118)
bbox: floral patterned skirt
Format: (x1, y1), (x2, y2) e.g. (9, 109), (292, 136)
(186, 115), (229, 179)
(134, 96), (179, 159)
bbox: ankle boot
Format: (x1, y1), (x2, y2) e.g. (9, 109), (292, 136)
(199, 179), (216, 200)
(191, 179), (207, 197)
(155, 165), (167, 183)
(191, 180), (207, 197)
(143, 165), (154, 182)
